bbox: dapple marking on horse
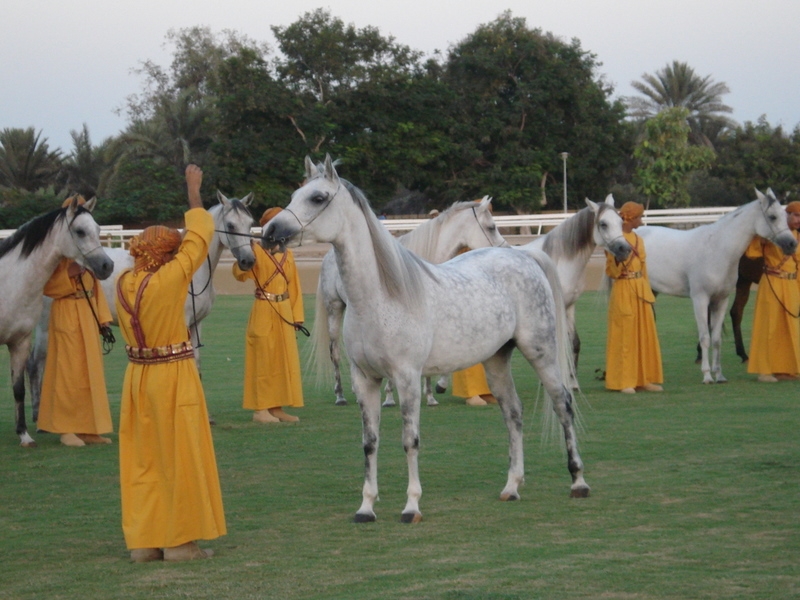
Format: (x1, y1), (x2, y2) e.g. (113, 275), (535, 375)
(264, 155), (588, 524)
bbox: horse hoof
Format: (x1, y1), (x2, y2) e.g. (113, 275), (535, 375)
(570, 486), (590, 498)
(716, 376), (728, 384)
(334, 398), (348, 406)
(400, 511), (422, 524)
(427, 399), (439, 407)
(354, 512), (376, 523)
(382, 400), (396, 408)
(20, 441), (38, 448)
(434, 384), (447, 394)
(499, 491), (520, 501)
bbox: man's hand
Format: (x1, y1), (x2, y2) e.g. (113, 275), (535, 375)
(186, 164), (203, 209)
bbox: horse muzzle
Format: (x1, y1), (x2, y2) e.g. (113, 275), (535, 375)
(85, 251), (114, 280)
(775, 232), (798, 256)
(610, 239), (632, 262)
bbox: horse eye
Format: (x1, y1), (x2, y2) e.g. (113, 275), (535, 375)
(74, 228), (86, 237)
(769, 215), (777, 221)
(599, 222), (607, 229)
(311, 193), (328, 205)
(227, 223), (236, 231)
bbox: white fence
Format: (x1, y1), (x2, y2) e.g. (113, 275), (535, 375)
(0, 206), (737, 248)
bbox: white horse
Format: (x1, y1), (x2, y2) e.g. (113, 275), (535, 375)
(317, 196), (507, 407)
(265, 156), (588, 523)
(26, 193), (256, 420)
(638, 189), (797, 383)
(1, 198), (113, 446)
(522, 195), (631, 376)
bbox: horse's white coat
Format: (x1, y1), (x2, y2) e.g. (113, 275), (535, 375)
(638, 189), (797, 383)
(265, 156), (588, 522)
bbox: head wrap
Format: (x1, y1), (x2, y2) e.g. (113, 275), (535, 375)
(619, 201), (644, 222)
(785, 201), (800, 214)
(62, 195), (86, 208)
(260, 207), (283, 227)
(129, 225), (182, 273)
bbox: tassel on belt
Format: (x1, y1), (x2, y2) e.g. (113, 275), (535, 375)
(764, 268), (797, 280)
(616, 271), (643, 280)
(255, 289), (289, 302)
(125, 341), (194, 364)
(70, 289), (94, 299)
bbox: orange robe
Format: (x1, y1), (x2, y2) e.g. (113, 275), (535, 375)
(452, 364), (491, 398)
(746, 234), (800, 375)
(605, 231), (663, 390)
(233, 245), (304, 411)
(38, 260), (113, 435)
(116, 208), (226, 550)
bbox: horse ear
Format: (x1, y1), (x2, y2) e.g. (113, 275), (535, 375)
(83, 197), (97, 212)
(604, 194), (615, 207)
(304, 156), (316, 180)
(479, 195), (492, 209)
(323, 154), (340, 184)
(216, 190), (230, 206)
(585, 198), (598, 213)
(241, 192), (254, 207)
(755, 188), (765, 201)
(766, 188), (776, 200)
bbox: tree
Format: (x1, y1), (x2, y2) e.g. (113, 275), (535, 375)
(633, 107), (715, 207)
(626, 60), (734, 147)
(0, 127), (62, 191)
(59, 124), (114, 198)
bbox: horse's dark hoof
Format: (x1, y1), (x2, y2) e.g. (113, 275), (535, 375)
(570, 486), (590, 498)
(499, 492), (520, 501)
(435, 384), (447, 394)
(354, 512), (376, 523)
(208, 417), (216, 426)
(334, 399), (347, 406)
(400, 511), (422, 524)
(20, 441), (37, 448)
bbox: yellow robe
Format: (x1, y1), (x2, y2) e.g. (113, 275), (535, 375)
(233, 245), (304, 411)
(745, 234), (800, 375)
(605, 231), (663, 390)
(116, 208), (226, 550)
(452, 364), (491, 398)
(38, 260), (113, 435)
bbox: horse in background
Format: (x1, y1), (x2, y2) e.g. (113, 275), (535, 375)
(266, 156), (587, 524)
(317, 196), (507, 407)
(639, 189), (796, 383)
(1, 198), (113, 446)
(26, 192), (256, 421)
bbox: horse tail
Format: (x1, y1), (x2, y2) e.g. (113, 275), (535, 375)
(309, 278), (335, 387)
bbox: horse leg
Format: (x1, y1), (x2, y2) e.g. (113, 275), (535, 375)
(708, 299), (728, 383)
(567, 305), (580, 390)
(483, 349), (525, 501)
(434, 373), (449, 394)
(10, 340), (36, 447)
(26, 340), (46, 424)
(382, 380), (396, 407)
(351, 369), (383, 522)
(423, 377), (438, 406)
(730, 281), (751, 363)
(328, 310), (347, 406)
(691, 295), (714, 384)
(395, 372), (423, 523)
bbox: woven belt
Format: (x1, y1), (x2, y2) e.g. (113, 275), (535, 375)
(255, 289), (289, 302)
(616, 271), (643, 280)
(125, 342), (194, 364)
(764, 268), (797, 280)
(71, 289), (94, 299)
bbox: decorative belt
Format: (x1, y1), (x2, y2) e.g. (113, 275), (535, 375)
(125, 341), (194, 364)
(764, 268), (797, 280)
(255, 289), (289, 302)
(616, 271), (643, 280)
(71, 289), (94, 299)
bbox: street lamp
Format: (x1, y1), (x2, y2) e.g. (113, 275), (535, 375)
(560, 152), (569, 213)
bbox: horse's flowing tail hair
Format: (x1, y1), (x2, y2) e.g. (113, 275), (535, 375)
(309, 278), (336, 389)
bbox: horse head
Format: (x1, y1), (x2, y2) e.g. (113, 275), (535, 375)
(586, 194), (631, 262)
(264, 154), (345, 248)
(63, 197), (114, 280)
(214, 191), (256, 271)
(755, 188), (798, 256)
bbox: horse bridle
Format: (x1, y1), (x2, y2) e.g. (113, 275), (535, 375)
(596, 207), (627, 250)
(278, 183), (341, 247)
(759, 198), (789, 244)
(470, 205), (510, 248)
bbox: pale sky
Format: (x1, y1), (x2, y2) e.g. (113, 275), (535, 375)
(2, 0), (799, 152)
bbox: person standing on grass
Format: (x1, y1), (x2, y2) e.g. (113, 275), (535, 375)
(745, 201), (800, 382)
(115, 164), (226, 563)
(604, 201), (664, 395)
(38, 196), (114, 447)
(233, 207), (305, 423)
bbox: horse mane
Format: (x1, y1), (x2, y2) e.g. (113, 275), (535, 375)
(340, 179), (432, 312)
(400, 200), (476, 257)
(541, 204), (599, 263)
(0, 207), (69, 261)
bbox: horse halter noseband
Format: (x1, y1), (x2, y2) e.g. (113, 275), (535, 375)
(759, 199), (788, 244)
(597, 208), (627, 250)
(278, 182), (340, 247)
(67, 211), (104, 264)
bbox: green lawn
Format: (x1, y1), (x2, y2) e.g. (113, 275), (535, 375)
(0, 292), (798, 599)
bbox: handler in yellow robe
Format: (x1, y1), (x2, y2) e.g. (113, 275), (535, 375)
(452, 364), (496, 406)
(233, 207), (304, 423)
(115, 165), (225, 563)
(38, 252), (113, 447)
(605, 202), (664, 394)
(745, 201), (800, 382)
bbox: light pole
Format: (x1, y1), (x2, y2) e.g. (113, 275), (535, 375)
(560, 152), (569, 213)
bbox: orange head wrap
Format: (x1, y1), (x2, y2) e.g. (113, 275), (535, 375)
(260, 207), (283, 227)
(129, 225), (182, 273)
(62, 194), (86, 208)
(619, 201), (644, 222)
(785, 201), (800, 214)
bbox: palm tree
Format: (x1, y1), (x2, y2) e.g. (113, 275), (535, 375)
(0, 127), (62, 191)
(59, 125), (114, 198)
(626, 61), (734, 147)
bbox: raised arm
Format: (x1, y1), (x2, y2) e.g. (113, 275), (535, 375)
(186, 164), (203, 209)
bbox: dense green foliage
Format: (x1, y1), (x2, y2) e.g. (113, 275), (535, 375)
(1, 292), (799, 599)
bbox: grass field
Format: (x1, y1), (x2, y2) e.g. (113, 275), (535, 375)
(0, 291), (798, 599)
